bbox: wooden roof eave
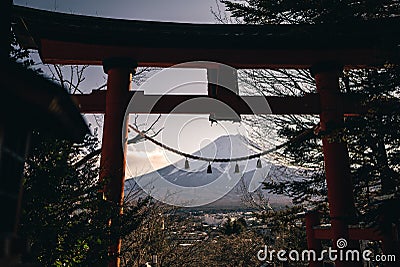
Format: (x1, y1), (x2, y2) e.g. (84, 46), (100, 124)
(1, 60), (90, 142)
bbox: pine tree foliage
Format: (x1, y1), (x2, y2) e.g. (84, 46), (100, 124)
(222, 217), (247, 235)
(222, 0), (400, 24)
(19, 132), (151, 266)
(8, 36), (151, 265)
(222, 0), (400, 225)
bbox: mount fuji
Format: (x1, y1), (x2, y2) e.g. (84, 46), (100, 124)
(125, 135), (295, 208)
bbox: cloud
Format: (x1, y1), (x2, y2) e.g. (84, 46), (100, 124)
(126, 148), (169, 177)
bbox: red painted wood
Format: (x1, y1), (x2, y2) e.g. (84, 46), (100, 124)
(12, 6), (400, 68)
(39, 39), (382, 68)
(305, 211), (323, 267)
(99, 66), (132, 267)
(72, 91), (377, 115)
(313, 65), (360, 267)
(313, 227), (385, 241)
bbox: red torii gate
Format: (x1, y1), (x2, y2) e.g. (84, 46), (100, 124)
(12, 5), (400, 267)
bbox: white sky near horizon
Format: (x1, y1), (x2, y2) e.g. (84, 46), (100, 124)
(13, 0), (272, 176)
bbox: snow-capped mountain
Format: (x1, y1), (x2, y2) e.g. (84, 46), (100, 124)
(125, 134), (294, 208)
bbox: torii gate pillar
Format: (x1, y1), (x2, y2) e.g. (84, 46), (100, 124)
(100, 58), (137, 267)
(305, 211), (323, 267)
(311, 63), (359, 267)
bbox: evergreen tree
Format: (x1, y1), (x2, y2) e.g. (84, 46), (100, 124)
(221, 0), (400, 238)
(222, 0), (400, 24)
(9, 30), (150, 266)
(222, 217), (247, 235)
(19, 131), (150, 266)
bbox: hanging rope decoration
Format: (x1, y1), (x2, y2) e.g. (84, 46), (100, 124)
(128, 124), (318, 173)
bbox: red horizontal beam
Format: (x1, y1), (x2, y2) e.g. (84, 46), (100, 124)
(13, 6), (400, 68)
(72, 90), (374, 115)
(40, 39), (382, 68)
(313, 227), (391, 241)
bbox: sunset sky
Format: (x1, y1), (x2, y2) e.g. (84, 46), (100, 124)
(12, 0), (263, 176)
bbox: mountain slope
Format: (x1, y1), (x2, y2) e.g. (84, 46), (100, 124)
(125, 134), (296, 208)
